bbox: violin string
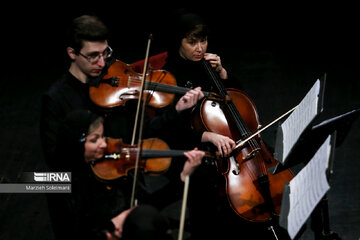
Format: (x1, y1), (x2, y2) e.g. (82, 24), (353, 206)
(128, 75), (190, 95)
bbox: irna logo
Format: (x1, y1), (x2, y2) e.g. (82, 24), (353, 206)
(33, 172), (71, 182)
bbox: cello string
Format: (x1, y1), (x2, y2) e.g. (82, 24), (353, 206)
(243, 159), (257, 181)
(201, 59), (251, 137)
(209, 61), (266, 177)
(201, 59), (263, 177)
(226, 101), (260, 151)
(200, 59), (293, 220)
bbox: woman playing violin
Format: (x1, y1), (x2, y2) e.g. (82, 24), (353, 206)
(47, 109), (204, 240)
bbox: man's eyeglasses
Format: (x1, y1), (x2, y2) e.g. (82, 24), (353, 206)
(78, 46), (113, 64)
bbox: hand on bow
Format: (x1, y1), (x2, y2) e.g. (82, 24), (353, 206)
(108, 207), (136, 239)
(202, 131), (235, 157)
(180, 148), (204, 181)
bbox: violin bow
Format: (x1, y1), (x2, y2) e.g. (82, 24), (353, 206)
(178, 175), (190, 240)
(130, 34), (153, 208)
(233, 105), (298, 151)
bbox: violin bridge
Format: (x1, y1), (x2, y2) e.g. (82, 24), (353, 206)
(102, 77), (119, 87)
(124, 148), (131, 160)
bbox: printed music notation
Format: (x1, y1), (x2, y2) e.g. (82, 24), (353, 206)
(286, 135), (331, 239)
(275, 79), (321, 164)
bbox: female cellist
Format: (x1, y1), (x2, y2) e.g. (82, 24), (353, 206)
(47, 109), (204, 239)
(160, 9), (291, 240)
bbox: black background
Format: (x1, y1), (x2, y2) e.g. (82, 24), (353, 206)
(0, 2), (359, 239)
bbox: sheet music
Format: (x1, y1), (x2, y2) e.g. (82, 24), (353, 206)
(279, 79), (321, 163)
(286, 135), (331, 239)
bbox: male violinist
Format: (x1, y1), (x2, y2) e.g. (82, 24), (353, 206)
(39, 14), (205, 240)
(40, 14), (203, 168)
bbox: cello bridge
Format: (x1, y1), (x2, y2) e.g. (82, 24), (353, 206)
(243, 148), (261, 161)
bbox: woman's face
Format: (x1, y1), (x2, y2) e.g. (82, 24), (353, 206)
(84, 124), (107, 162)
(179, 37), (208, 61)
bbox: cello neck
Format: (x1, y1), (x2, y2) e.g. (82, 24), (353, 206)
(201, 58), (252, 138)
(201, 58), (228, 98)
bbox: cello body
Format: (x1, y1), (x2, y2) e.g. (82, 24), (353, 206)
(192, 88), (294, 222)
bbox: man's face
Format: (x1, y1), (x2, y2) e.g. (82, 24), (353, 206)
(73, 40), (109, 78)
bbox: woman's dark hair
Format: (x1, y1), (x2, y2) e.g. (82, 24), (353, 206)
(66, 15), (109, 52)
(167, 10), (209, 55)
(54, 110), (103, 170)
(184, 24), (208, 41)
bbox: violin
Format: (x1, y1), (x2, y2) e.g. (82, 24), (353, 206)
(90, 137), (217, 180)
(89, 60), (218, 109)
(191, 59), (294, 222)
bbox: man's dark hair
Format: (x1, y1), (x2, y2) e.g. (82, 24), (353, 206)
(66, 15), (109, 52)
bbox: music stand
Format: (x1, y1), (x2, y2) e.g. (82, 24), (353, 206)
(271, 108), (360, 175)
(274, 108), (360, 240)
(279, 133), (337, 240)
(273, 77), (326, 167)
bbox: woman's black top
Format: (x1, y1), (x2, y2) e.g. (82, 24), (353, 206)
(40, 71), (180, 169)
(161, 51), (241, 149)
(40, 71), (186, 239)
(162, 52), (245, 239)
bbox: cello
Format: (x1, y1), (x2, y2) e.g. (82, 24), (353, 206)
(191, 59), (294, 222)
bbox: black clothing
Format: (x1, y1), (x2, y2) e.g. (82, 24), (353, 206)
(161, 51), (241, 150)
(40, 71), (180, 168)
(46, 164), (130, 240)
(161, 53), (287, 240)
(48, 138), (171, 240)
(40, 72), (94, 169)
(40, 71), (187, 239)
(45, 108), (132, 240)
(162, 53), (227, 239)
(122, 204), (171, 240)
